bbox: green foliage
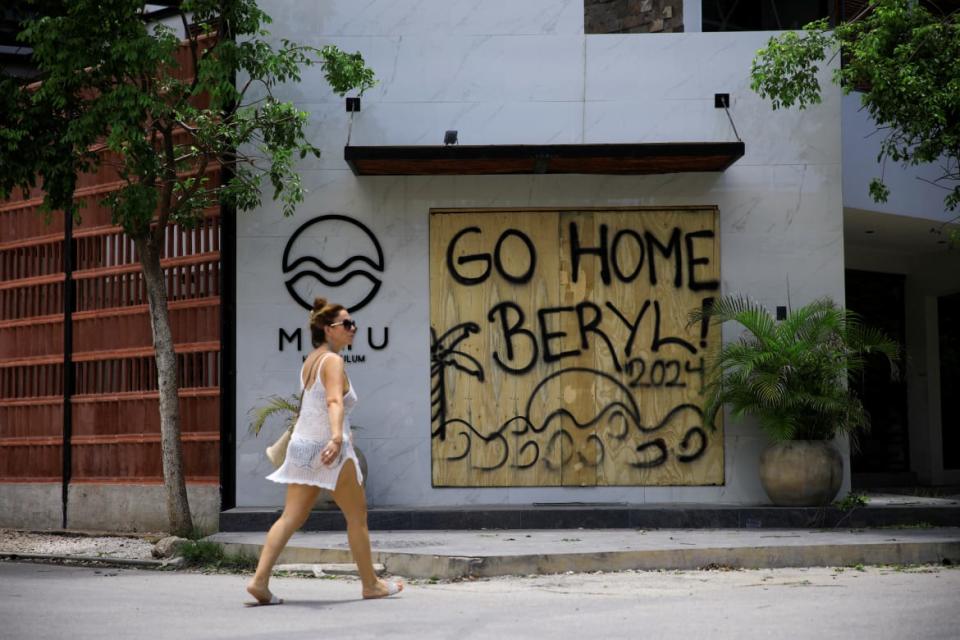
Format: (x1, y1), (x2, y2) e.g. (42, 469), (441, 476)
(0, 0), (376, 230)
(179, 539), (225, 565)
(248, 394), (300, 437)
(179, 539), (257, 571)
(215, 550), (259, 572)
(751, 0), (960, 227)
(247, 393), (365, 437)
(868, 178), (891, 204)
(689, 296), (900, 442)
(834, 492), (869, 511)
(750, 19), (832, 110)
(320, 45), (377, 97)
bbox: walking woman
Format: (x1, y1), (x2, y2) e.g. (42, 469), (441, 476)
(246, 297), (403, 604)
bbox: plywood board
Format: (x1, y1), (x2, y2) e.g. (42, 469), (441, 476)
(595, 209), (723, 486)
(430, 207), (722, 487)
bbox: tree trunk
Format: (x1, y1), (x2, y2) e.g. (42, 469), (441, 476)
(137, 235), (193, 536)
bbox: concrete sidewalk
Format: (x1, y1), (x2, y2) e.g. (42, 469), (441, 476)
(220, 491), (960, 532)
(210, 526), (960, 579)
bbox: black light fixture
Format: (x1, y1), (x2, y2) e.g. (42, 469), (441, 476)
(776, 305), (787, 321)
(346, 97), (361, 112)
(444, 130), (458, 145)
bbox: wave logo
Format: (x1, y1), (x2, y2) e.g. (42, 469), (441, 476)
(281, 215), (385, 312)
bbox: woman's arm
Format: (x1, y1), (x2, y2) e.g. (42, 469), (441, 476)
(319, 353), (346, 465)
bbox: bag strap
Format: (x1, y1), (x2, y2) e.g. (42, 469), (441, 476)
(301, 352), (337, 388)
(291, 352), (334, 428)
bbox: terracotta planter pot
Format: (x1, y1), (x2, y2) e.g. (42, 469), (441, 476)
(758, 440), (843, 506)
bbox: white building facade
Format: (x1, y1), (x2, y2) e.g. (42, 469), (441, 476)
(232, 0), (956, 510)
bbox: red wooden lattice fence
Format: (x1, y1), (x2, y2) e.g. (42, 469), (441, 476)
(0, 173), (221, 488)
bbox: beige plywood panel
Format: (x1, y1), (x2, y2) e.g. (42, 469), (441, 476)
(430, 211), (563, 486)
(555, 212), (601, 487)
(430, 213), (498, 485)
(429, 212), (459, 485)
(502, 211), (562, 486)
(595, 208), (723, 486)
(591, 211), (651, 486)
(430, 207), (722, 487)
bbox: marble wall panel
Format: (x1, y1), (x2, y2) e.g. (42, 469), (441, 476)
(293, 101), (585, 174)
(585, 32), (839, 166)
(260, 0), (584, 38)
(269, 34), (585, 106)
(583, 99), (731, 144)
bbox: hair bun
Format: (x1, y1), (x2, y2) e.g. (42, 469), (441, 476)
(312, 296), (328, 311)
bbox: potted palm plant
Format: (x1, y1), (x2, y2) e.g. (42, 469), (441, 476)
(690, 296), (899, 506)
(249, 395), (368, 503)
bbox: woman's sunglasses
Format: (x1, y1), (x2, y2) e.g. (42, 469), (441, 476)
(330, 319), (358, 331)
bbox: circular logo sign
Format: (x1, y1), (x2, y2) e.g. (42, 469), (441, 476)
(281, 215), (385, 312)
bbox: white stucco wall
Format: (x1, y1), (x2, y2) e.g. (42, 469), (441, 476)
(235, 1), (843, 507)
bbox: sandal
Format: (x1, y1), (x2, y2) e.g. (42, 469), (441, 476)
(363, 578), (404, 599)
(245, 585), (283, 607)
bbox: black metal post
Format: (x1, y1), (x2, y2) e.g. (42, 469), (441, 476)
(61, 204), (75, 529)
(219, 182), (237, 511)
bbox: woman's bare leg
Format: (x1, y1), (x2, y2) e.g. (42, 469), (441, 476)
(331, 460), (403, 598)
(246, 483), (321, 603)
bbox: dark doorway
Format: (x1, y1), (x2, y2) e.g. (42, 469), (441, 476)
(939, 292), (960, 470)
(845, 270), (911, 482)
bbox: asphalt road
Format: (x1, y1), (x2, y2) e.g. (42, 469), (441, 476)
(1, 561), (958, 639)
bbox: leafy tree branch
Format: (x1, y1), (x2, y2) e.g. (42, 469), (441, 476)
(750, 0), (960, 245)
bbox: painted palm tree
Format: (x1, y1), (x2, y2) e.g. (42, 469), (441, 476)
(430, 322), (484, 440)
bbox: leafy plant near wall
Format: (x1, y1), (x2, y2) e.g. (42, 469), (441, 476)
(834, 491), (869, 511)
(750, 0), (960, 246)
(0, 0), (375, 536)
(689, 296), (900, 444)
(248, 394), (301, 437)
(248, 393), (363, 437)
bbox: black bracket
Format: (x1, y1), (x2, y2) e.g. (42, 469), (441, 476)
(533, 154), (549, 174)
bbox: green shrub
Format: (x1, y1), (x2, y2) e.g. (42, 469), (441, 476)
(178, 540), (258, 571)
(179, 540), (225, 566)
(834, 492), (869, 511)
(690, 296), (899, 443)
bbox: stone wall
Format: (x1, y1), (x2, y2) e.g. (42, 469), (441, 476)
(67, 484), (221, 533)
(0, 482), (220, 533)
(585, 0), (684, 33)
(0, 484), (61, 530)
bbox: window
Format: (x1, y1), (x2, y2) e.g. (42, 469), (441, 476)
(702, 0), (834, 31)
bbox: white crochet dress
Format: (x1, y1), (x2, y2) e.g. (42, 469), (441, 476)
(266, 353), (363, 489)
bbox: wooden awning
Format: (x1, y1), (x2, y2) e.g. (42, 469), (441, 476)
(344, 142), (745, 176)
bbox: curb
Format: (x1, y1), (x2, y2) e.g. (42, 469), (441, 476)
(217, 540), (960, 579)
(220, 503), (960, 532)
(0, 552), (184, 570)
(273, 562), (385, 577)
